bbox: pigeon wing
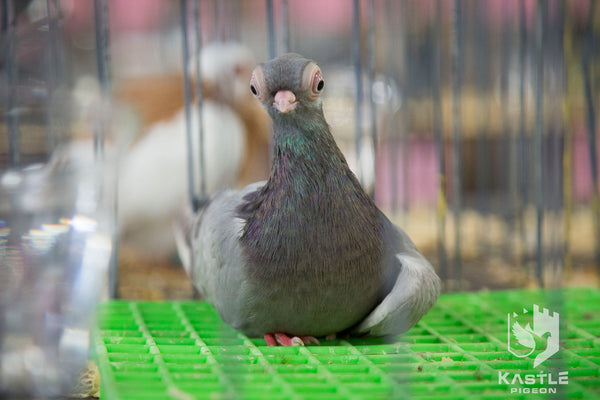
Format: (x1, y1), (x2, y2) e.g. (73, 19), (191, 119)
(174, 181), (266, 324)
(353, 225), (441, 337)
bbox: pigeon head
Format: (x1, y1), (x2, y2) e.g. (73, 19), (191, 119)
(250, 53), (325, 117)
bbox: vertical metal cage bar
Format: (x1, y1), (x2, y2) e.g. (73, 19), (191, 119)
(399, 2), (409, 213)
(546, 0), (568, 354)
(266, 0), (276, 59)
(451, 0), (463, 290)
(93, 0), (110, 160)
(181, 0), (200, 299)
(45, 0), (60, 156)
(230, 0), (240, 41)
(517, 0), (528, 270)
(92, 0), (118, 299)
(193, 0), (206, 198)
(352, 0), (365, 188)
(582, 0), (600, 275)
(433, 0), (448, 288)
(475, 2), (490, 251)
(366, 0), (376, 198)
(386, 0), (399, 212)
(281, 0), (290, 54)
(217, 0), (227, 42)
(2, 0), (20, 168)
(212, 0), (229, 42)
(180, 0), (199, 211)
(47, 0), (65, 85)
(211, 0), (219, 41)
(192, 0), (204, 300)
(562, 4), (574, 280)
(505, 0), (519, 267)
(534, 0), (545, 287)
(551, 0), (567, 284)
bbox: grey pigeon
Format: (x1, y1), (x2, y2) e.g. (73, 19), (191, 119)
(175, 53), (440, 346)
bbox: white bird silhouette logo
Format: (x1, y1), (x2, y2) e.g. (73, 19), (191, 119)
(511, 321), (537, 355)
(508, 305), (560, 367)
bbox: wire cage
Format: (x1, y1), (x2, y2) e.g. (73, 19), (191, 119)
(169, 0), (600, 294)
(1, 0), (600, 398)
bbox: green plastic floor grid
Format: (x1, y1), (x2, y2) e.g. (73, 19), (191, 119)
(94, 288), (600, 400)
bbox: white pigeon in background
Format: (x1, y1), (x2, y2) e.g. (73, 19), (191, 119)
(118, 102), (245, 259)
(118, 43), (264, 260)
(199, 42), (272, 187)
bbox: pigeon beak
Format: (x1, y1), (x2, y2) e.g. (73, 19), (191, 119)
(273, 90), (298, 113)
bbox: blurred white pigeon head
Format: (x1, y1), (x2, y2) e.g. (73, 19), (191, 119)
(191, 42), (256, 107)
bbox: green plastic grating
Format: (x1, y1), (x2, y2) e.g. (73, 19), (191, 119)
(93, 288), (600, 400)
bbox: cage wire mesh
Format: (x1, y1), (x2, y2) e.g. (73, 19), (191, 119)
(366, 0), (597, 292)
(174, 0), (600, 293)
(2, 0), (600, 398)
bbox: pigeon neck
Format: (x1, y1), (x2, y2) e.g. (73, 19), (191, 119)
(269, 111), (346, 180)
(238, 109), (385, 280)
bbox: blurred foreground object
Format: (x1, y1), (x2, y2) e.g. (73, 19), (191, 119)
(0, 91), (133, 396)
(0, 0), (133, 393)
(69, 360), (100, 398)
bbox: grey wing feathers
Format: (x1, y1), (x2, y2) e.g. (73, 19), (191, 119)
(173, 181), (266, 308)
(353, 227), (441, 337)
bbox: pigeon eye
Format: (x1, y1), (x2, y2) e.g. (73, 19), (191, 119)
(311, 70), (324, 96)
(316, 78), (324, 92)
(249, 68), (267, 101)
(302, 63), (324, 100)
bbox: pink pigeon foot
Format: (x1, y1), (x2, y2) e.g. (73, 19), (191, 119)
(263, 333), (320, 346)
(264, 333), (277, 346)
